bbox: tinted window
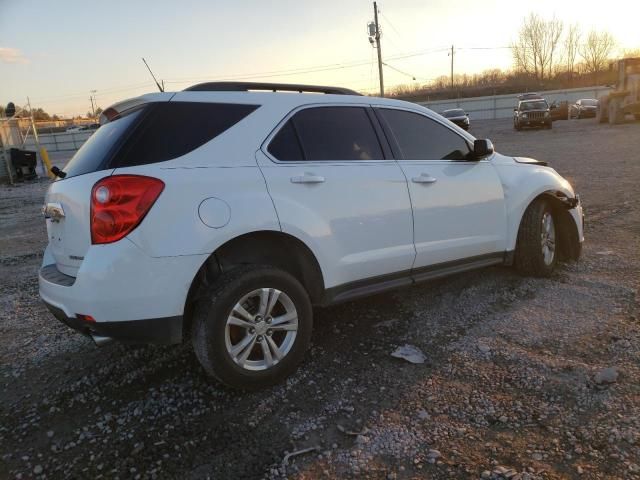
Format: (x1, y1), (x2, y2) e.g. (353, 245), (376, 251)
(520, 101), (548, 111)
(379, 109), (471, 160)
(268, 120), (304, 161)
(287, 107), (383, 161)
(62, 108), (144, 179)
(114, 102), (259, 168)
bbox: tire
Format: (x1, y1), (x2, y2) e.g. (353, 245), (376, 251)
(608, 99), (624, 125)
(514, 119), (521, 131)
(192, 265), (313, 389)
(596, 99), (608, 123)
(514, 199), (558, 277)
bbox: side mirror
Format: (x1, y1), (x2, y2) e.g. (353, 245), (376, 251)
(473, 139), (494, 159)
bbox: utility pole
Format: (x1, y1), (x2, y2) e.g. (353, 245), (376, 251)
(449, 45), (454, 91)
(373, 2), (384, 97)
(89, 90), (97, 119)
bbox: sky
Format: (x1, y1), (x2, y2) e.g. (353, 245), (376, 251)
(1, 0), (638, 117)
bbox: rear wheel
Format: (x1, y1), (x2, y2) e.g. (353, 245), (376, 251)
(192, 265), (313, 389)
(515, 199), (558, 277)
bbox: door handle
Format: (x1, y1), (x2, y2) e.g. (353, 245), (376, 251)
(411, 173), (437, 184)
(290, 173), (325, 184)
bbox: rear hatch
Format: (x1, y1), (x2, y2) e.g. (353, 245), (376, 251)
(44, 100), (155, 277)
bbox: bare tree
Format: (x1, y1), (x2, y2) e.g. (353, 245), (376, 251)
(580, 30), (616, 83)
(511, 13), (564, 82)
(564, 24), (581, 84)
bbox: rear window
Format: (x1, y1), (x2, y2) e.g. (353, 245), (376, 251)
(62, 108), (143, 179)
(61, 102), (259, 178)
(114, 102), (258, 168)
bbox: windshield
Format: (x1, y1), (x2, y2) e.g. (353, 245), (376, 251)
(61, 108), (145, 179)
(520, 101), (548, 111)
(443, 109), (465, 117)
(581, 99), (598, 106)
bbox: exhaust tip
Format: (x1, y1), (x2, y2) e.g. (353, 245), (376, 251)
(91, 334), (114, 347)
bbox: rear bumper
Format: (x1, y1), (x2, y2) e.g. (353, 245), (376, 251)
(39, 238), (208, 344)
(44, 301), (182, 344)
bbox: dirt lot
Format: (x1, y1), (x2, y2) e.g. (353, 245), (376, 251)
(1, 117), (639, 480)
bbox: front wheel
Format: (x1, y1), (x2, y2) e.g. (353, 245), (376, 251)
(514, 199), (558, 277)
(192, 265), (313, 389)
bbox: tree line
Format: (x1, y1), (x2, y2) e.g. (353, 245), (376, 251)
(392, 13), (638, 101)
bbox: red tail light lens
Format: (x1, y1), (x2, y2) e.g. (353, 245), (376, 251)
(91, 175), (164, 244)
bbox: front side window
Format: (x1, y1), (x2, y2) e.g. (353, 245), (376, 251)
(268, 106), (384, 161)
(378, 108), (471, 161)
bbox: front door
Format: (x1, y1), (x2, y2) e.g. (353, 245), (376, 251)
(374, 107), (507, 270)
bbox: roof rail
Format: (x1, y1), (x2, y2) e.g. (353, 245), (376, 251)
(183, 82), (361, 96)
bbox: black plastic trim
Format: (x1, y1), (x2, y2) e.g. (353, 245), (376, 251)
(44, 302), (183, 344)
(321, 252), (507, 305)
(40, 264), (76, 287)
(184, 82), (361, 96)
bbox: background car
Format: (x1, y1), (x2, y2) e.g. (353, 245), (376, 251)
(569, 99), (598, 119)
(514, 99), (552, 130)
(441, 108), (470, 130)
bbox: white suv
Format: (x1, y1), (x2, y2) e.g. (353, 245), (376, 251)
(39, 82), (584, 388)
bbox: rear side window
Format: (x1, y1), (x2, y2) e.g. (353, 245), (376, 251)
(114, 102), (259, 167)
(62, 108), (143, 179)
(268, 121), (304, 161)
(269, 106), (383, 161)
(378, 109), (471, 161)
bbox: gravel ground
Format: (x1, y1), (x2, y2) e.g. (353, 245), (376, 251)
(1, 117), (639, 480)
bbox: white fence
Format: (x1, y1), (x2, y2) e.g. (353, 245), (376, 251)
(418, 86), (612, 120)
(23, 131), (93, 152)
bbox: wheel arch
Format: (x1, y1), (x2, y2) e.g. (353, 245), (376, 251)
(510, 190), (581, 264)
(182, 230), (325, 338)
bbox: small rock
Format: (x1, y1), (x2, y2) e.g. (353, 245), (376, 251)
(391, 344), (427, 364)
(481, 471), (491, 479)
(499, 415), (508, 423)
(417, 409), (430, 420)
(427, 449), (441, 459)
(33, 465), (43, 475)
(594, 367), (618, 385)
(46, 430), (54, 438)
(576, 465), (584, 474)
(532, 452), (543, 461)
(478, 342), (491, 354)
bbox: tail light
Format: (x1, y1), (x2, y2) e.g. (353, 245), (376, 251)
(91, 175), (164, 244)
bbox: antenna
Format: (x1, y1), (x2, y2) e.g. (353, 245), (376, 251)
(142, 57), (164, 92)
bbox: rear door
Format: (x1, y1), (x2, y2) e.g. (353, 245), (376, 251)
(374, 107), (507, 270)
(257, 105), (415, 290)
